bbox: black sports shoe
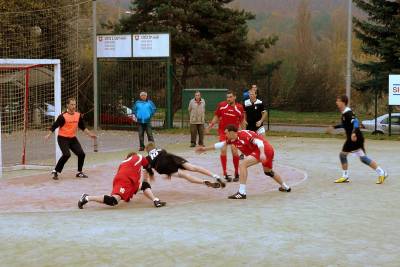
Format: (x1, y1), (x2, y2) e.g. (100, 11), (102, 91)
(233, 174), (240, 182)
(224, 174), (233, 182)
(279, 186), (291, 192)
(205, 180), (221, 188)
(216, 178), (226, 188)
(78, 193), (88, 209)
(153, 199), (166, 208)
(76, 172), (88, 178)
(239, 154), (245, 160)
(52, 170), (58, 180)
(228, 191), (247, 199)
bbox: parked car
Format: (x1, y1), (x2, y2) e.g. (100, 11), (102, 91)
(361, 113), (400, 134)
(100, 104), (136, 125)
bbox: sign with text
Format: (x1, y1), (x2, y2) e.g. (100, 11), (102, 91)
(132, 33), (170, 58)
(97, 35), (132, 58)
(389, 74), (400, 105)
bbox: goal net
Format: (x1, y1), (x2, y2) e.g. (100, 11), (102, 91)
(0, 59), (61, 176)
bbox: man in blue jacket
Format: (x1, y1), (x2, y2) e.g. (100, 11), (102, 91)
(133, 91), (156, 151)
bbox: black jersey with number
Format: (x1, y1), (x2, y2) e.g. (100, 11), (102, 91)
(145, 148), (188, 175)
(334, 107), (364, 152)
(244, 99), (265, 131)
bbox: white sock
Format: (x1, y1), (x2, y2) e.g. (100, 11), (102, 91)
(239, 184), (246, 195)
(282, 182), (289, 189)
(342, 170), (349, 178)
(375, 167), (385, 176)
(153, 198), (159, 202)
(212, 174), (220, 179)
(85, 196), (89, 201)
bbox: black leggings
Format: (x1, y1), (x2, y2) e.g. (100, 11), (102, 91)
(55, 136), (85, 173)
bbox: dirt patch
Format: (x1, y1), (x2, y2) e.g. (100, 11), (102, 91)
(0, 152), (306, 213)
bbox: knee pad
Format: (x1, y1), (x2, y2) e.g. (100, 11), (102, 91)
(264, 170), (275, 178)
(140, 181), (151, 191)
(360, 155), (372, 166)
(339, 152), (348, 165)
(103, 195), (118, 206)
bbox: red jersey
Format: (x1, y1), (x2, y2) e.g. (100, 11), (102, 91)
(115, 154), (149, 182)
(215, 101), (244, 131)
(226, 130), (272, 156)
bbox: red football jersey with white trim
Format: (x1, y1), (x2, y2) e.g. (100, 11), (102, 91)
(215, 101), (244, 131)
(115, 154), (149, 182)
(226, 130), (272, 156)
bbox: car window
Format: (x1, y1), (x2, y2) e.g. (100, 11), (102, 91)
(393, 116), (400, 125)
(383, 115), (400, 125)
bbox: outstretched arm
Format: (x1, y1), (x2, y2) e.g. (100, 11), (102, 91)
(195, 141), (226, 154)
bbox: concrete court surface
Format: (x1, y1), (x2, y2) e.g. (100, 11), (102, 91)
(0, 136), (399, 267)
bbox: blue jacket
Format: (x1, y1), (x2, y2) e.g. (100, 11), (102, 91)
(133, 100), (156, 123)
(243, 89), (250, 102)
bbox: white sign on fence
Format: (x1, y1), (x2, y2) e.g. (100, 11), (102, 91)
(97, 35), (132, 58)
(389, 74), (400, 105)
(132, 33), (170, 58)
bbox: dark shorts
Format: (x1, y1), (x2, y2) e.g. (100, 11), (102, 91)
(246, 124), (264, 133)
(155, 154), (188, 175)
(342, 139), (365, 153)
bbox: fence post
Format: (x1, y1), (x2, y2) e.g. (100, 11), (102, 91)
(166, 61), (173, 128)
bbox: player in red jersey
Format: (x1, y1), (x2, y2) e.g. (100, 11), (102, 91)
(206, 90), (245, 182)
(197, 124), (291, 199)
(77, 152), (166, 209)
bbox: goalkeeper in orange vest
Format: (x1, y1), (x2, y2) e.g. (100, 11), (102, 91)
(45, 98), (97, 180)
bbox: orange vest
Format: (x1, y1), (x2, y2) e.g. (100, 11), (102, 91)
(58, 112), (81, 138)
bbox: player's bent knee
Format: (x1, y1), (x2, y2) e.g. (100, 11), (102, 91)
(140, 181), (151, 191)
(360, 155), (372, 165)
(339, 152), (348, 164)
(103, 195), (118, 206)
(264, 170), (275, 178)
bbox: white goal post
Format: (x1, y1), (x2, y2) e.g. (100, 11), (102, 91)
(0, 58), (61, 176)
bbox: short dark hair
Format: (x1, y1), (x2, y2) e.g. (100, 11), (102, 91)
(125, 152), (137, 159)
(66, 97), (76, 105)
(225, 124), (238, 132)
(337, 95), (348, 105)
(226, 90), (236, 96)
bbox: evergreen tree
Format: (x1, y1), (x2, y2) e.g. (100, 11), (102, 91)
(116, 0), (277, 112)
(353, 0), (400, 93)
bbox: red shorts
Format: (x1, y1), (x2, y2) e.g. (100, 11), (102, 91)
(249, 146), (274, 169)
(111, 175), (140, 202)
(218, 129), (226, 142)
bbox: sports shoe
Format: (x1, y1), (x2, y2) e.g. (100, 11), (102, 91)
(228, 191), (246, 199)
(376, 172), (388, 184)
(239, 154), (245, 160)
(51, 170), (58, 180)
(216, 178), (226, 188)
(224, 174), (233, 182)
(205, 180), (221, 188)
(233, 174), (240, 182)
(278, 186), (291, 192)
(153, 199), (166, 208)
(78, 193), (88, 209)
(76, 172), (88, 178)
(334, 177), (350, 183)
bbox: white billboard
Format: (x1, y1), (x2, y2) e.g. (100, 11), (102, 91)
(97, 35), (132, 58)
(389, 74), (400, 105)
(132, 33), (170, 58)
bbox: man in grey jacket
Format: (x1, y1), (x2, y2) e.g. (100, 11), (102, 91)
(188, 91), (205, 147)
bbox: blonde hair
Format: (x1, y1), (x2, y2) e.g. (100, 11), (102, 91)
(145, 142), (156, 152)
